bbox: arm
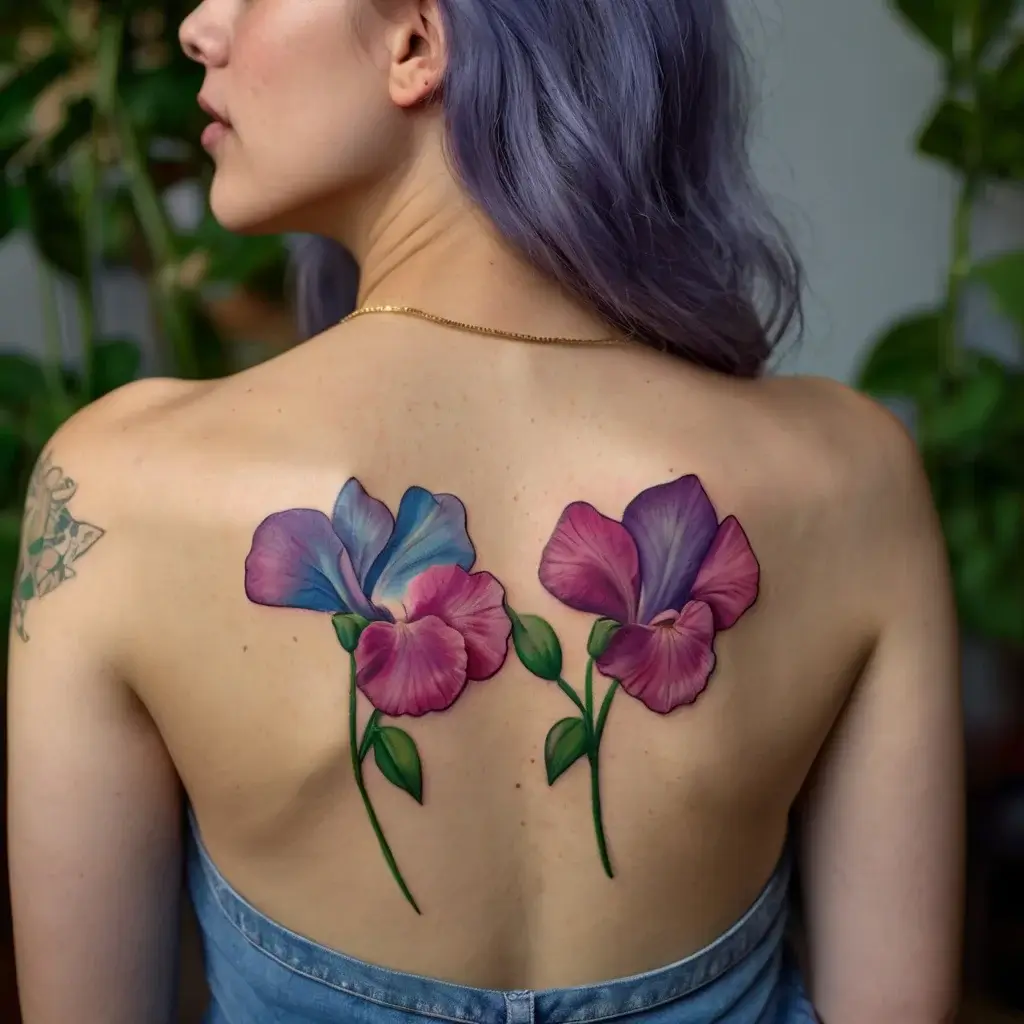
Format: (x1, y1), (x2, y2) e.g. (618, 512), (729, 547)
(799, 404), (964, 1024)
(7, 431), (183, 1024)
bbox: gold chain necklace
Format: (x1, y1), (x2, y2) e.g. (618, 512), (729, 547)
(340, 305), (625, 347)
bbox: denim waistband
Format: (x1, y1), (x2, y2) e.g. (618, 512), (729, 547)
(187, 810), (793, 1023)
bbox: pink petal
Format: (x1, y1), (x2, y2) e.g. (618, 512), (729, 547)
(355, 617), (468, 717)
(690, 516), (760, 629)
(597, 601), (716, 714)
(538, 502), (640, 623)
(403, 566), (510, 680)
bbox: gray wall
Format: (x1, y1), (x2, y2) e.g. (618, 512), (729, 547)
(2, 0), (1021, 380)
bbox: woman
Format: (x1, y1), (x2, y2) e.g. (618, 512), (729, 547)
(8, 1), (963, 1022)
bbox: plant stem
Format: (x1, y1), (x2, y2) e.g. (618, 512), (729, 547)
(71, 144), (99, 400)
(358, 709), (382, 762)
(556, 676), (587, 715)
(348, 657), (420, 914)
(112, 104), (200, 378)
(595, 680), (619, 747)
(583, 658), (614, 879)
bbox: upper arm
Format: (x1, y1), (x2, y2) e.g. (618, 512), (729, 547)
(7, 427), (183, 1024)
(799, 398), (964, 1024)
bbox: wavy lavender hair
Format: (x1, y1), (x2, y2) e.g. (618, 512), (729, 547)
(294, 0), (802, 377)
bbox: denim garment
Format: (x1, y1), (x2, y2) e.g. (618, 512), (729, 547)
(187, 813), (817, 1023)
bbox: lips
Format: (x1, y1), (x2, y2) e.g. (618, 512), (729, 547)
(198, 94), (232, 150)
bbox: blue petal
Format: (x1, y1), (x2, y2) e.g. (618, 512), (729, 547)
(244, 509), (375, 617)
(331, 478), (395, 587)
(364, 488), (476, 602)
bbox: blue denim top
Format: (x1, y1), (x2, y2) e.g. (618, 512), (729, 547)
(187, 813), (818, 1023)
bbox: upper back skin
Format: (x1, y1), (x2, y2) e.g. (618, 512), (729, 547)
(63, 318), (885, 990)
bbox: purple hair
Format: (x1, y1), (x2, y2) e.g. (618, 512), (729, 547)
(295, 0), (802, 377)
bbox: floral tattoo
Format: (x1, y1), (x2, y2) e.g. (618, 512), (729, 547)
(13, 452), (105, 642)
(244, 479), (512, 912)
(507, 475), (760, 877)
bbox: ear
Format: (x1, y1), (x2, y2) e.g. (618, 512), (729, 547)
(386, 0), (445, 108)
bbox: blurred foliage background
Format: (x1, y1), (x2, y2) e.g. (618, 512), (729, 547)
(0, 0), (296, 672)
(858, 0), (1024, 659)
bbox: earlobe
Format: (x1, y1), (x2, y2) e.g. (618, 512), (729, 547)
(387, 3), (445, 108)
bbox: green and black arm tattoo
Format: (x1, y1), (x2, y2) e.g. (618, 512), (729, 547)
(12, 452), (105, 643)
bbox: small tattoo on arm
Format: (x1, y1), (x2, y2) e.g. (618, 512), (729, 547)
(12, 452), (105, 643)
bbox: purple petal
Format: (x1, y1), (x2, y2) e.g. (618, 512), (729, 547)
(245, 510), (351, 613)
(331, 478), (395, 587)
(623, 476), (719, 623)
(366, 488), (475, 603)
(356, 618), (468, 717)
(691, 517), (760, 629)
(538, 502), (640, 622)
(405, 566), (510, 680)
(597, 600), (716, 714)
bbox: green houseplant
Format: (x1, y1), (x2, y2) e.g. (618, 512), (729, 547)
(0, 1), (295, 670)
(858, 0), (1024, 651)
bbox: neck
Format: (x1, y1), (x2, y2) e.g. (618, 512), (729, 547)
(337, 155), (611, 340)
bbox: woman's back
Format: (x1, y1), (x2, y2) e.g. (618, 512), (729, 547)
(8, 0), (962, 1019)
(16, 316), (938, 991)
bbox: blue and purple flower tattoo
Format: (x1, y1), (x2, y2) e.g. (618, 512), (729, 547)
(244, 474), (759, 910)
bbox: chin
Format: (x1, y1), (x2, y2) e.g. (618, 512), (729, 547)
(208, 177), (303, 237)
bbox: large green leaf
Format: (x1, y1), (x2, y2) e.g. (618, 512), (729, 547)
(0, 353), (47, 412)
(892, 0), (956, 55)
(121, 64), (205, 140)
(183, 212), (288, 288)
(892, 0), (1016, 59)
(918, 97), (1024, 179)
(22, 164), (84, 278)
(0, 178), (13, 242)
(0, 51), (73, 150)
(985, 39), (1024, 110)
(857, 311), (945, 400)
(91, 338), (141, 398)
(920, 356), (1008, 450)
(973, 251), (1024, 337)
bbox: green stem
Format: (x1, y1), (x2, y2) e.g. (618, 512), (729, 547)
(556, 676), (587, 715)
(584, 658), (614, 879)
(112, 105), (199, 378)
(71, 144), (99, 400)
(348, 657), (420, 914)
(358, 709), (382, 762)
(595, 679), (619, 747)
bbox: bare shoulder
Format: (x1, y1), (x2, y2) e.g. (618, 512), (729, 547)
(10, 379), (212, 643)
(751, 373), (930, 510)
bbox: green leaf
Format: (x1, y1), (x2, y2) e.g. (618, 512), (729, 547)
(182, 211), (288, 288)
(90, 338), (141, 398)
(857, 312), (944, 400)
(921, 356), (1007, 449)
(892, 0), (1015, 59)
(0, 51), (73, 150)
(121, 64), (205, 139)
(0, 353), (47, 411)
(332, 613), (369, 653)
(40, 96), (94, 166)
(0, 178), (13, 241)
(23, 164), (84, 278)
(892, 0), (955, 55)
(372, 727), (423, 804)
(985, 40), (1024, 110)
(508, 607), (563, 681)
(544, 717), (589, 785)
(586, 618), (621, 660)
(973, 251), (1024, 337)
(918, 97), (1024, 179)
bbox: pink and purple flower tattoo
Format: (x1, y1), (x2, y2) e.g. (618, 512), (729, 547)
(244, 474), (759, 910)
